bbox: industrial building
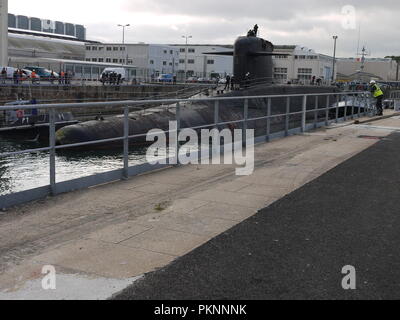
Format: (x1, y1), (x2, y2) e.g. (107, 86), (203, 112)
(336, 57), (399, 82)
(85, 43), (180, 81)
(7, 13), (86, 41)
(171, 44), (233, 79)
(272, 45), (335, 84)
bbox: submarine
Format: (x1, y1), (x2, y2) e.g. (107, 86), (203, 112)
(56, 26), (340, 148)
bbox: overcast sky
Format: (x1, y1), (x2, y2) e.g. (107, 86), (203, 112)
(8, 0), (399, 58)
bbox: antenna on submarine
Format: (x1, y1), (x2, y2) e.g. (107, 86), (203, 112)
(355, 45), (371, 83)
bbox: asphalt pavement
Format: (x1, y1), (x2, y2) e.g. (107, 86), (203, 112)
(114, 132), (400, 300)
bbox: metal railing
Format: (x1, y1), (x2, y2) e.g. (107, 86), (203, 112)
(0, 91), (373, 209)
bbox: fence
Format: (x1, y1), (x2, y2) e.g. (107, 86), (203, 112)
(390, 90), (400, 111)
(0, 91), (373, 209)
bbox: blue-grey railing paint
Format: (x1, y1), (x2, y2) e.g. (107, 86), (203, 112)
(0, 91), (374, 209)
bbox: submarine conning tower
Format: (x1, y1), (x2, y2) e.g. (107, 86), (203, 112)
(234, 35), (274, 85)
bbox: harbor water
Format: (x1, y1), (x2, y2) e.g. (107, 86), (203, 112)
(0, 137), (149, 196)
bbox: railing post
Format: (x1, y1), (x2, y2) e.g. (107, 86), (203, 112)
(214, 100), (219, 129)
(344, 95), (348, 121)
(314, 96), (318, 129)
(301, 95), (307, 133)
(351, 93), (355, 119)
(285, 97), (290, 136)
(123, 106), (129, 179)
(49, 108), (56, 196)
(336, 95), (340, 123)
(175, 102), (181, 165)
(325, 95), (330, 126)
(243, 99), (249, 147)
(266, 98), (271, 142)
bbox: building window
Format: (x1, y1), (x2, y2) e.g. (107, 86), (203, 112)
(188, 59), (195, 64)
(149, 60), (154, 65)
(113, 47), (119, 51)
(274, 55), (287, 59)
(179, 59), (185, 64)
(163, 61), (167, 66)
(274, 74), (287, 80)
(98, 47), (104, 51)
(92, 46), (97, 51)
(298, 75), (312, 80)
(298, 68), (313, 80)
(169, 62), (173, 66)
(188, 48), (195, 53)
(120, 59), (125, 63)
(180, 48), (186, 53)
(207, 60), (214, 65)
(106, 58), (111, 63)
(113, 59), (118, 63)
(106, 47), (112, 51)
(127, 59), (133, 64)
(92, 58), (97, 62)
(274, 68), (288, 73)
(120, 47), (125, 51)
(170, 50), (173, 54)
(298, 68), (312, 74)
(98, 58), (104, 62)
(86, 46), (91, 51)
(274, 68), (288, 80)
(163, 50), (167, 54)
(85, 58), (91, 61)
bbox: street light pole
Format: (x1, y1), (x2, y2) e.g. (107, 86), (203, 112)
(118, 24), (130, 66)
(182, 35), (192, 82)
(118, 24), (130, 44)
(332, 35), (338, 82)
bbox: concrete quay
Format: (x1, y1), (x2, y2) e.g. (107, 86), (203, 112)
(0, 111), (399, 299)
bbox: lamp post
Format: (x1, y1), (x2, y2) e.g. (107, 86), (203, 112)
(118, 24), (130, 44)
(182, 35), (192, 82)
(332, 35), (338, 82)
(118, 24), (130, 65)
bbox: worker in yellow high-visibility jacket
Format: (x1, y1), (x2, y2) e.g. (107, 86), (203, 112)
(370, 80), (384, 116)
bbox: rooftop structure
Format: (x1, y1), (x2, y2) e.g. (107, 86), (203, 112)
(7, 12), (86, 40)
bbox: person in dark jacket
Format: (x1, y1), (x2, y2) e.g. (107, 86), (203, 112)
(225, 75), (231, 90)
(1, 68), (7, 84)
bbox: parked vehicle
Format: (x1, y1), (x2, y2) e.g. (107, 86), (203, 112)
(187, 77), (198, 83)
(24, 66), (59, 81)
(0, 67), (39, 81)
(100, 68), (126, 83)
(157, 74), (174, 83)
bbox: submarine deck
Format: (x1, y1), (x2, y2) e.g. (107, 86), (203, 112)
(0, 110), (399, 299)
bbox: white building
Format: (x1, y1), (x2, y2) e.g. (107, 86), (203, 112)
(171, 44), (233, 79)
(85, 43), (180, 81)
(273, 45), (335, 84)
(336, 57), (399, 82)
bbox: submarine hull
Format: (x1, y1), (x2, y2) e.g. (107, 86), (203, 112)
(56, 85), (340, 150)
